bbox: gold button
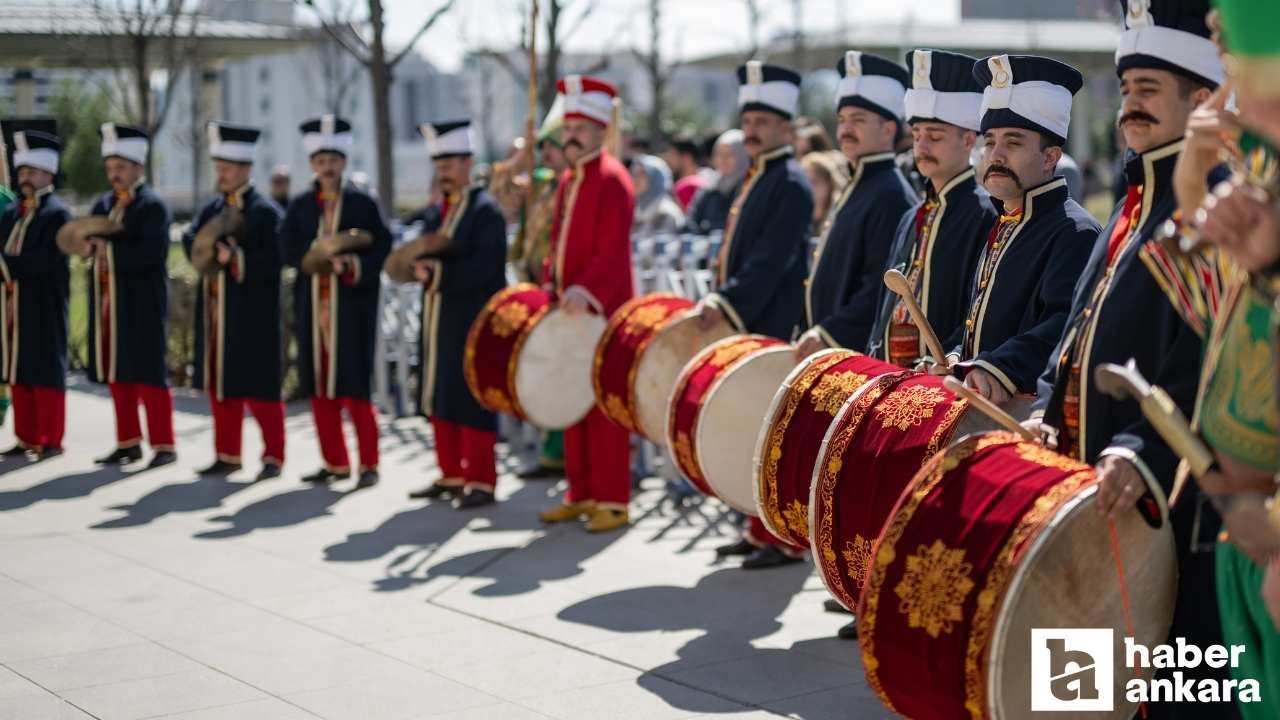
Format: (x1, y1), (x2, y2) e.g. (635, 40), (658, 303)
(979, 280), (988, 289)
(966, 319), (974, 328)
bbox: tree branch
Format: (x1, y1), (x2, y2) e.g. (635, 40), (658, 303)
(473, 48), (527, 88)
(560, 1), (595, 44)
(389, 0), (456, 68)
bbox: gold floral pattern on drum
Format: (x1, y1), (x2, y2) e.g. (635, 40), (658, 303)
(674, 431), (697, 478)
(894, 539), (975, 638)
(709, 340), (762, 368)
(482, 387), (514, 415)
(490, 302), (530, 338)
(624, 304), (671, 335)
(876, 385), (947, 431)
(604, 393), (633, 427)
(809, 371), (870, 416)
(1015, 442), (1088, 472)
(843, 535), (874, 588)
(782, 500), (809, 539)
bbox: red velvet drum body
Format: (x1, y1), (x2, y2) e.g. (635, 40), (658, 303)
(753, 349), (899, 546)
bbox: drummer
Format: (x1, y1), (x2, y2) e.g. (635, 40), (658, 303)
(695, 61), (814, 569)
(535, 76), (637, 533)
(866, 49), (995, 368)
(280, 115), (392, 488)
(923, 56), (1098, 402)
(0, 129), (70, 460)
(792, 51), (915, 357)
(1031, 5), (1235, 713)
(181, 123), (286, 481)
(402, 120), (507, 509)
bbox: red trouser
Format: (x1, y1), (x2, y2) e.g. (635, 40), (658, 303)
(109, 382), (175, 450)
(429, 417), (497, 491)
(564, 407), (631, 509)
(211, 397), (286, 465)
(747, 516), (807, 557)
(310, 396), (378, 473)
(11, 384), (65, 451)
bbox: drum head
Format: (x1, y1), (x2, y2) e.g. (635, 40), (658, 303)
(515, 309), (607, 429)
(987, 484), (1176, 719)
(695, 346), (797, 515)
(951, 393), (1035, 441)
(633, 311), (734, 443)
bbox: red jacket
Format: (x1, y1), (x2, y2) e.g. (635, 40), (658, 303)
(544, 148), (635, 315)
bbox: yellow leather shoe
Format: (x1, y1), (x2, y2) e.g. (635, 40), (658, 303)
(538, 500), (595, 523)
(584, 507), (629, 533)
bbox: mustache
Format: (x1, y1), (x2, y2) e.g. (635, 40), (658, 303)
(743, 135), (761, 146)
(18, 182), (33, 194)
(984, 163), (1023, 188)
(916, 154), (939, 166)
(564, 139), (584, 150)
(838, 132), (859, 145)
(1118, 111), (1159, 127)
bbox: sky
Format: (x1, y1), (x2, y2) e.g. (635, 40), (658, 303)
(379, 0), (961, 72)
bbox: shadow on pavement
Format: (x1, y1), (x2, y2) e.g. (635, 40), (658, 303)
(91, 474), (256, 529)
(193, 484), (353, 539)
(0, 465), (133, 511)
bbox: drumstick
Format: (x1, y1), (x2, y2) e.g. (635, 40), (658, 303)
(883, 269), (949, 368)
(942, 376), (1036, 440)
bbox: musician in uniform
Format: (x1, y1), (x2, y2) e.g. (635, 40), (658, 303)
(399, 120), (507, 509)
(793, 51), (915, 358)
(87, 124), (177, 469)
(695, 61), (815, 568)
(925, 57), (1099, 403)
(867, 49), (996, 368)
(280, 115), (392, 488)
(535, 76), (637, 533)
(0, 130), (70, 460)
(181, 123), (286, 481)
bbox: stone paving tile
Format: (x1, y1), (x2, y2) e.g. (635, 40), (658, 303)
(0, 689), (97, 720)
(413, 703), (553, 720)
(522, 676), (745, 719)
(59, 667), (266, 720)
(285, 671), (496, 720)
(144, 697), (321, 719)
(431, 648), (639, 701)
(0, 599), (142, 663)
(368, 622), (558, 671)
(6, 642), (203, 692)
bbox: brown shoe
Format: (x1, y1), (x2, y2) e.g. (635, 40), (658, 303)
(584, 507), (629, 533)
(538, 501), (595, 523)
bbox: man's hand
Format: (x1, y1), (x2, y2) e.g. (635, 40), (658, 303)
(793, 331), (825, 360)
(413, 259), (433, 284)
(329, 255), (349, 275)
(86, 237), (106, 259)
(560, 287), (590, 316)
(1021, 418), (1059, 449)
(1195, 175), (1280, 272)
(696, 301), (724, 331)
(216, 242), (233, 265)
(1095, 454), (1145, 520)
(1175, 84), (1240, 218)
(962, 367), (1011, 404)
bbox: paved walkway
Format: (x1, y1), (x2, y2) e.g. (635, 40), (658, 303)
(0, 382), (885, 720)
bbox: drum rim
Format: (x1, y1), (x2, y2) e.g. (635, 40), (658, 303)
(694, 343), (794, 515)
(517, 308), (607, 429)
(631, 306), (706, 443)
(464, 282), (546, 421)
(752, 348), (854, 542)
(592, 292), (689, 435)
(805, 370), (900, 611)
(665, 334), (773, 490)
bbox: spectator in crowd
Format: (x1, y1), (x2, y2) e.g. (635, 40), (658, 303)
(794, 121), (833, 156)
(800, 151), (848, 235)
(270, 165), (291, 208)
(630, 154), (685, 237)
(686, 129), (749, 234)
(662, 135), (708, 211)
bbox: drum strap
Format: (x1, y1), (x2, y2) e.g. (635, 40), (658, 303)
(1108, 520), (1149, 719)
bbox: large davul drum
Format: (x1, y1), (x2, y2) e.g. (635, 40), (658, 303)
(666, 335), (796, 513)
(593, 293), (734, 443)
(857, 432), (1175, 720)
(753, 349), (899, 545)
(810, 372), (1034, 612)
(464, 283), (606, 430)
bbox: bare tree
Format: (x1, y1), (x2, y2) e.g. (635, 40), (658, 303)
(299, 0), (455, 212)
(632, 0), (681, 137)
(91, 0), (203, 179)
(743, 0), (761, 60)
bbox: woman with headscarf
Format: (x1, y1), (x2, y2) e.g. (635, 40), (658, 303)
(630, 154), (685, 237)
(685, 129), (749, 234)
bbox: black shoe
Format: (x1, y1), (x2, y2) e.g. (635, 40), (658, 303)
(145, 450), (177, 469)
(197, 459), (241, 476)
(255, 463), (282, 481)
(741, 545), (805, 570)
(823, 598), (853, 614)
(516, 464), (562, 480)
(354, 470), (379, 489)
(302, 468), (348, 484)
(836, 619), (858, 640)
(455, 488), (496, 509)
(35, 447), (64, 461)
(714, 538), (756, 557)
(1, 445), (28, 457)
(96, 446), (143, 464)
(409, 482), (459, 500)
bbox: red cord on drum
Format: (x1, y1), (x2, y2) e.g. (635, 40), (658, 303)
(1109, 520), (1148, 720)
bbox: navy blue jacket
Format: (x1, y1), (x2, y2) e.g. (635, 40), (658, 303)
(950, 177), (1099, 394)
(88, 183), (172, 387)
(182, 185), (284, 401)
(868, 168), (995, 362)
(707, 146), (813, 340)
(0, 188), (70, 388)
(280, 181), (392, 400)
(413, 185), (506, 431)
